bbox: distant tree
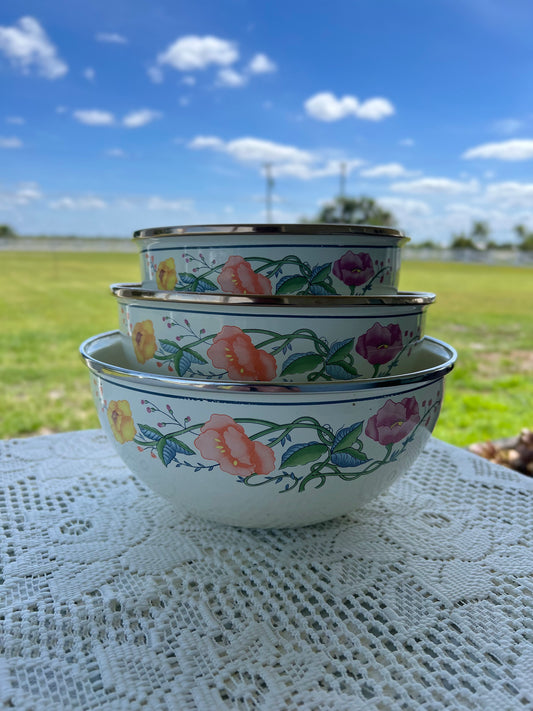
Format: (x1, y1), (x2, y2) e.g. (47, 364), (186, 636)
(514, 224), (533, 251)
(450, 233), (479, 250)
(413, 239), (440, 249)
(471, 220), (490, 248)
(486, 239), (514, 250)
(0, 224), (17, 238)
(305, 195), (396, 226)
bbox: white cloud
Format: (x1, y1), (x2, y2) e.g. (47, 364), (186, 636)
(0, 182), (42, 210)
(356, 97), (396, 121)
(304, 93), (358, 121)
(399, 138), (415, 147)
(49, 196), (107, 210)
(147, 66), (164, 83)
(378, 197), (432, 217)
(6, 116), (25, 125)
(189, 135), (225, 150)
(0, 16), (68, 79)
(106, 148), (127, 158)
(157, 35), (238, 71)
(463, 139), (533, 161)
(484, 181), (533, 207)
(391, 177), (479, 195)
(304, 92), (395, 122)
(122, 109), (162, 128)
(248, 53), (276, 74)
(188, 134), (365, 181)
(95, 32), (128, 44)
(189, 134), (313, 164)
(182, 75), (196, 86)
(216, 67), (247, 87)
(147, 196), (193, 211)
(0, 136), (23, 148)
(73, 109), (115, 126)
(56, 105), (67, 114)
(272, 158), (363, 180)
(360, 163), (419, 179)
(227, 137), (312, 164)
(83, 67), (95, 81)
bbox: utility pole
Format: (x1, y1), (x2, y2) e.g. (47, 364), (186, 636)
(264, 162), (274, 223)
(339, 161), (347, 198)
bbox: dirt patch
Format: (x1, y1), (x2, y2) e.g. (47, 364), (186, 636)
(476, 349), (533, 379)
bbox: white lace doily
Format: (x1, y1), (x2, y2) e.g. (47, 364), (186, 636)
(1, 429), (532, 710)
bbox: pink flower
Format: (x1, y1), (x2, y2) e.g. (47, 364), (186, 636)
(365, 398), (420, 445)
(332, 251), (374, 287)
(194, 414), (276, 476)
(356, 322), (403, 365)
(207, 325), (277, 381)
(217, 256), (272, 295)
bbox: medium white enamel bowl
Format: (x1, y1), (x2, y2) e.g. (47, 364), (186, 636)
(80, 330), (456, 528)
(112, 284), (435, 382)
(134, 223), (409, 296)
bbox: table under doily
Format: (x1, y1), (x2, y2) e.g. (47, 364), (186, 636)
(1, 429), (532, 710)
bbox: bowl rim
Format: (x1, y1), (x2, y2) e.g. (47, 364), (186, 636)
(132, 223), (408, 241)
(80, 330), (456, 394)
(110, 283), (436, 307)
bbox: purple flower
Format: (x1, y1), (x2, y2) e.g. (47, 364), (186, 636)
(356, 322), (403, 365)
(332, 251), (375, 287)
(365, 398), (420, 445)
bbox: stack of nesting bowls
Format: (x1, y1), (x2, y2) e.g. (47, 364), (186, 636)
(80, 224), (456, 528)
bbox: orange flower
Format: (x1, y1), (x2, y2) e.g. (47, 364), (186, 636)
(217, 256), (272, 295)
(107, 400), (136, 444)
(194, 414), (276, 476)
(156, 257), (177, 290)
(132, 320), (157, 364)
(207, 325), (277, 381)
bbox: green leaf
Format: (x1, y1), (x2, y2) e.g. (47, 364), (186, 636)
(280, 353), (324, 375)
(310, 264), (332, 284)
(309, 282), (337, 295)
(158, 338), (181, 355)
(156, 436), (195, 466)
(173, 347), (208, 376)
(327, 338), (354, 364)
(281, 441), (328, 467)
(325, 363), (360, 380)
(167, 436), (195, 455)
(138, 424), (163, 442)
(275, 275), (309, 294)
(330, 447), (368, 468)
(332, 422), (364, 452)
(183, 347), (208, 364)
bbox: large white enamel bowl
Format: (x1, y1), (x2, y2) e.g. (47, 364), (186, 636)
(112, 284), (434, 382)
(134, 223), (409, 296)
(81, 331), (456, 529)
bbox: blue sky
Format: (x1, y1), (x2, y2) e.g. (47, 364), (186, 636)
(2, 0), (533, 243)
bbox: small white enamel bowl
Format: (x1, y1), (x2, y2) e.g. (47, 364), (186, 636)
(80, 330), (456, 528)
(111, 284), (435, 383)
(134, 223), (409, 296)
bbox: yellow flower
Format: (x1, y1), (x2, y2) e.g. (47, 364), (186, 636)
(156, 257), (177, 290)
(107, 400), (136, 444)
(132, 320), (157, 364)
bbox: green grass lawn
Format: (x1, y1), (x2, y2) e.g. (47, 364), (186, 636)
(1, 252), (532, 446)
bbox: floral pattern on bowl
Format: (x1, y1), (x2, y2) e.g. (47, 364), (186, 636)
(119, 306), (425, 382)
(102, 394), (441, 494)
(142, 248), (400, 296)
